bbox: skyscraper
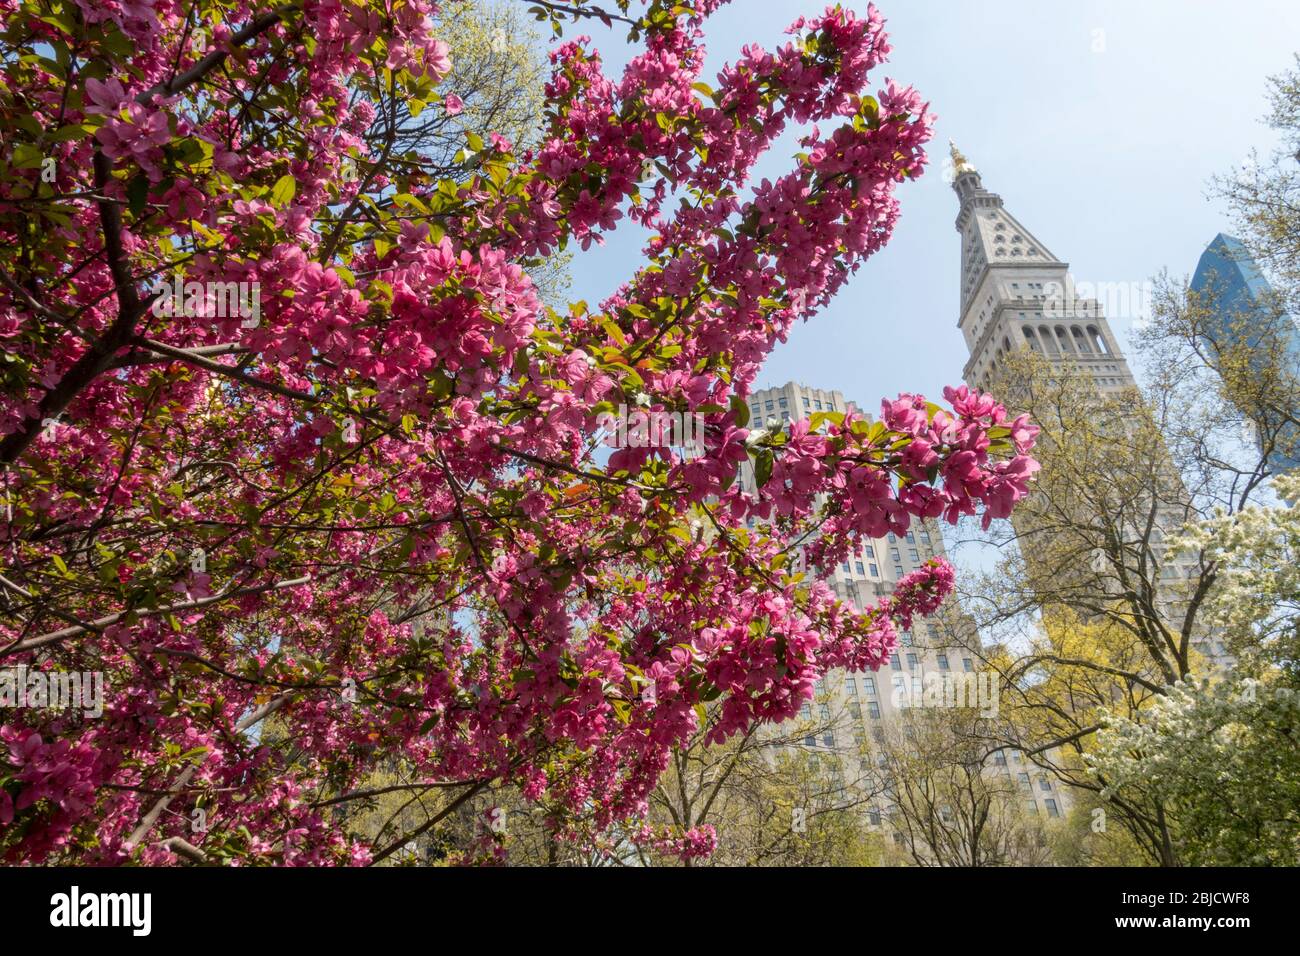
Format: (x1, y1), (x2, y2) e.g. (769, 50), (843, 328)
(948, 142), (1134, 393)
(1190, 233), (1300, 473)
(948, 144), (1230, 668)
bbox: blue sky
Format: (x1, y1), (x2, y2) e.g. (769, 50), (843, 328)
(564, 0), (1300, 408)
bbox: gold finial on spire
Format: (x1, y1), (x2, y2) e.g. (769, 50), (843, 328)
(949, 139), (976, 175)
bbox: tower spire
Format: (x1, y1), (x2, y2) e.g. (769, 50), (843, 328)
(950, 152), (1132, 398)
(949, 148), (1063, 313)
(949, 140), (977, 176)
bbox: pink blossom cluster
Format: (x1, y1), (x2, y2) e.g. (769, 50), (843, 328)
(633, 822), (718, 862)
(0, 730), (111, 859)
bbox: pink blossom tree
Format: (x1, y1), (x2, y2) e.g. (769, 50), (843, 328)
(0, 0), (1038, 864)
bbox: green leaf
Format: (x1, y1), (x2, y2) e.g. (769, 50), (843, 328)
(39, 13), (74, 35)
(611, 699), (631, 725)
(730, 394), (749, 428)
(754, 448), (774, 488)
(392, 193), (429, 214)
(809, 410), (845, 432)
(271, 174), (296, 208)
(49, 125), (88, 143)
(127, 174), (149, 217)
(601, 319), (627, 347)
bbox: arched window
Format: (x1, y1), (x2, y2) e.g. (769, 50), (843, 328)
(1087, 325), (1109, 355)
(1022, 326), (1040, 352)
(1038, 325), (1058, 353)
(1054, 326), (1073, 353)
(1072, 326), (1092, 353)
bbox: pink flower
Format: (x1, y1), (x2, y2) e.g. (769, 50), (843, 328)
(1010, 413), (1040, 454)
(901, 437), (939, 479)
(942, 384), (998, 420)
(426, 39), (452, 79)
(84, 77), (130, 115)
(94, 104), (170, 171)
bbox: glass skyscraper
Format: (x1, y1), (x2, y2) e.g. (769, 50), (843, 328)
(1190, 233), (1300, 473)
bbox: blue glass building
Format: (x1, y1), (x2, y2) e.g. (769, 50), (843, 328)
(1190, 233), (1300, 473)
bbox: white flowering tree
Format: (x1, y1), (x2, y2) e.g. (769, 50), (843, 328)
(1179, 474), (1300, 658)
(1089, 474), (1300, 865)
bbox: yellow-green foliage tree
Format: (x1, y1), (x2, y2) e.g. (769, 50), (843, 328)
(951, 348), (1228, 865)
(629, 700), (885, 867)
